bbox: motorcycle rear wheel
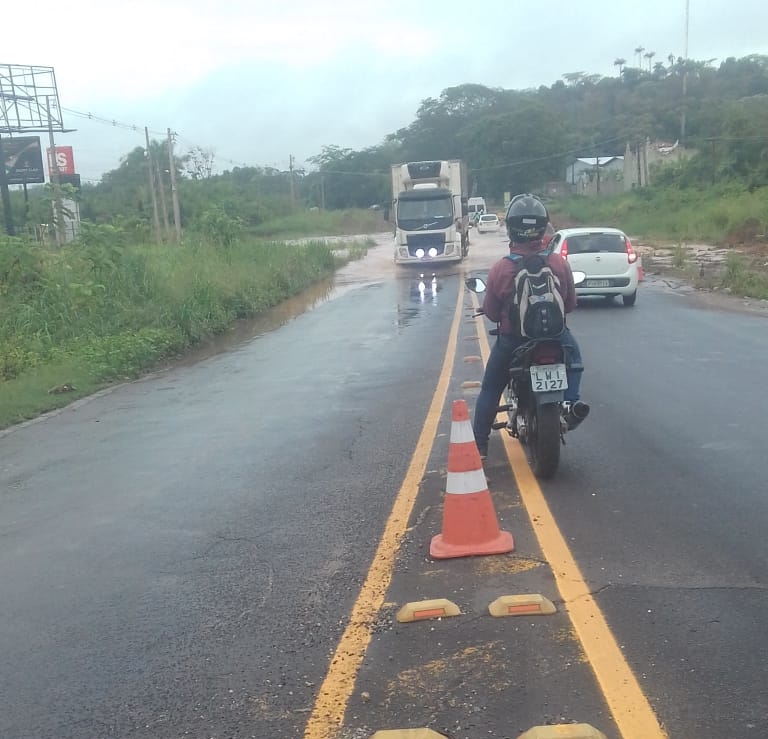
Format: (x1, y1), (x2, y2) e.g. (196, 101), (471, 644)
(527, 404), (561, 479)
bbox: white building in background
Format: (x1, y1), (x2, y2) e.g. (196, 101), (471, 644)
(566, 156), (624, 185)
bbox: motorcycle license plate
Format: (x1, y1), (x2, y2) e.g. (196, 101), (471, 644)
(530, 364), (568, 392)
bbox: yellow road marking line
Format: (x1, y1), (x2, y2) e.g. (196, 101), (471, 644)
(472, 295), (667, 739)
(302, 282), (466, 739)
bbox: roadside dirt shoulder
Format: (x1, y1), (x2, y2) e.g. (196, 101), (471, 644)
(634, 237), (768, 318)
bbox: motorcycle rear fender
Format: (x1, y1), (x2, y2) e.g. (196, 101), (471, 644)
(533, 390), (565, 406)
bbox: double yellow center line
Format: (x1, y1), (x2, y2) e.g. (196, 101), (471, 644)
(303, 281), (667, 739)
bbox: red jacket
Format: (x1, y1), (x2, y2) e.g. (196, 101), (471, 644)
(482, 240), (577, 336)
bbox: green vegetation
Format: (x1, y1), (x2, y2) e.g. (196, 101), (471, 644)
(550, 187), (768, 300)
(723, 254), (768, 298)
(0, 215), (375, 430)
(305, 55), (768, 206)
(550, 184), (768, 244)
(7, 53), (768, 427)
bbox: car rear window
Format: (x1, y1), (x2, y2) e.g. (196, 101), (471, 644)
(566, 233), (625, 254)
(480, 215), (497, 221)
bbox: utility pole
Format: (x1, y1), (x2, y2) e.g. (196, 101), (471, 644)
(0, 136), (15, 236)
(681, 0), (690, 143)
(289, 154), (296, 207)
(320, 173), (326, 210)
(47, 97), (63, 246)
(167, 128), (182, 243)
(642, 138), (650, 185)
(595, 154), (601, 195)
(155, 158), (171, 240)
(145, 127), (161, 244)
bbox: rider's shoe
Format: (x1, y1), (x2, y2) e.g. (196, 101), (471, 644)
(563, 401), (590, 430)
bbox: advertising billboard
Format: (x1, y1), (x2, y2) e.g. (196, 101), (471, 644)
(47, 146), (76, 176)
(1, 136), (45, 185)
(58, 173), (81, 190)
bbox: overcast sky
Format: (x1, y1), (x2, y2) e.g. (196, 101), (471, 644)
(4, 0), (768, 181)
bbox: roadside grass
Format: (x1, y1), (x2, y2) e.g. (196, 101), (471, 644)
(551, 185), (768, 244)
(720, 253), (768, 299)
(550, 185), (768, 299)
(0, 215), (374, 430)
(251, 208), (387, 238)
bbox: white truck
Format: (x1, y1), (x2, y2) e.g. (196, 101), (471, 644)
(467, 196), (487, 218)
(390, 160), (469, 265)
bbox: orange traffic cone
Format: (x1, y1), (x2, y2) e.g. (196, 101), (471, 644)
(430, 400), (514, 559)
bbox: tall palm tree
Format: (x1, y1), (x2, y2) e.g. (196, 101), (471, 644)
(644, 51), (656, 71)
(614, 57), (627, 77)
(634, 46), (645, 67)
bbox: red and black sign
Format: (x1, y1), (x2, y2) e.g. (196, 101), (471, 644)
(47, 146), (76, 176)
(1, 136), (45, 185)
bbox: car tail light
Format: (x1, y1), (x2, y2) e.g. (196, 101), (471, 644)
(625, 237), (638, 264)
(559, 239), (568, 258)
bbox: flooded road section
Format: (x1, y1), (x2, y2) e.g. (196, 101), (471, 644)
(175, 228), (503, 368)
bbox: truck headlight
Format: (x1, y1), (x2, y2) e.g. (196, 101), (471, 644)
(428, 248), (438, 257)
(415, 248), (425, 258)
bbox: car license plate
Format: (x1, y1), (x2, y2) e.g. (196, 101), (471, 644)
(530, 364), (568, 392)
(585, 279), (611, 287)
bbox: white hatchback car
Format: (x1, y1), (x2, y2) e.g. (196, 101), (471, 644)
(476, 213), (500, 233)
(548, 227), (640, 306)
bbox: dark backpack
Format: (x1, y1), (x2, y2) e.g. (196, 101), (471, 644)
(505, 252), (565, 338)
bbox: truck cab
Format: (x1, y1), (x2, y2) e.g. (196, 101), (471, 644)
(391, 161), (469, 265)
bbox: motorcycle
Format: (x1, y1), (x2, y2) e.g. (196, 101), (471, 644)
(466, 271), (587, 479)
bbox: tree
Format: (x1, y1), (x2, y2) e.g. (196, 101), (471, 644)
(184, 146), (215, 180)
(562, 71), (586, 86)
(614, 58), (627, 77)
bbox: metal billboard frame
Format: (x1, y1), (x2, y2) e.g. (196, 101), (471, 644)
(0, 64), (66, 134)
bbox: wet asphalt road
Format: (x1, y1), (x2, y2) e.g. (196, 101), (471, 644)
(541, 282), (768, 738)
(1, 229), (768, 739)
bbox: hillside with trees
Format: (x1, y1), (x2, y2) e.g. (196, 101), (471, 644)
(6, 53), (768, 240)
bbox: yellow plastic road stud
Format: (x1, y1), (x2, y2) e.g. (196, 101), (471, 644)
(488, 594), (557, 617)
(461, 380), (482, 389)
(517, 723), (607, 739)
(371, 730), (447, 739)
(395, 598), (461, 623)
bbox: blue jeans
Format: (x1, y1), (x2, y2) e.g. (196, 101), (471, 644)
(472, 329), (584, 446)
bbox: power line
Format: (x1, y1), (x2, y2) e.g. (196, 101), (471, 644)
(61, 106), (256, 171)
(61, 107), (165, 136)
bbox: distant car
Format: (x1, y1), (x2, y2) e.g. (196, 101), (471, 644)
(476, 213), (500, 233)
(548, 227), (640, 306)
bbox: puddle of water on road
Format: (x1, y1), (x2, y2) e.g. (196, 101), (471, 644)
(167, 234), (475, 368)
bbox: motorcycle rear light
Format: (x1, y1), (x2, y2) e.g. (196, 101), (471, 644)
(532, 342), (561, 364)
(625, 237), (638, 264)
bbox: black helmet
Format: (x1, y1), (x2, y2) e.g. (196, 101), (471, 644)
(504, 193), (549, 243)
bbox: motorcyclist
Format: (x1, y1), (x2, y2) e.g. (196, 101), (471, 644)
(472, 194), (589, 459)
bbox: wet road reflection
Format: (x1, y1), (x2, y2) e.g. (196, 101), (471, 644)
(167, 234), (462, 366)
